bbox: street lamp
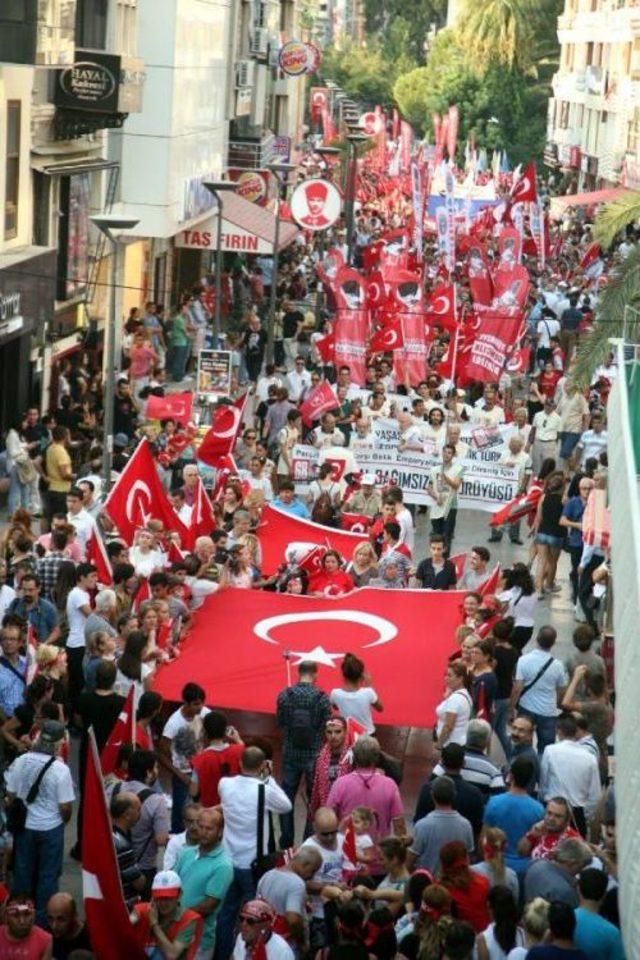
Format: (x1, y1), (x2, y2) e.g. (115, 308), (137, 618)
(90, 214), (140, 489)
(266, 161), (297, 364)
(345, 133), (368, 265)
(312, 147), (343, 326)
(203, 180), (238, 346)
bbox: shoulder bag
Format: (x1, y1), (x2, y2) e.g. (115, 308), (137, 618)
(517, 657), (554, 707)
(6, 756), (56, 835)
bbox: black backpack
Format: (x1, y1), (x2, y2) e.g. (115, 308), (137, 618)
(286, 689), (316, 750)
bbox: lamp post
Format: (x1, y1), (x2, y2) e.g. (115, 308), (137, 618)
(314, 146), (342, 326)
(344, 133), (368, 265)
(266, 161), (297, 365)
(90, 214), (140, 489)
(203, 180), (238, 347)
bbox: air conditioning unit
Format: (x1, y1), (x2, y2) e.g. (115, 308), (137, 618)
(250, 27), (270, 58)
(236, 59), (255, 88)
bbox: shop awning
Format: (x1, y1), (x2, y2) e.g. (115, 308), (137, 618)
(175, 191), (299, 255)
(549, 188), (633, 219)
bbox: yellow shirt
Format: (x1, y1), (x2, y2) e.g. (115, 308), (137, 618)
(46, 442), (72, 493)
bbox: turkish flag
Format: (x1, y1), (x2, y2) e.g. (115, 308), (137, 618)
(425, 283), (458, 331)
(132, 577), (151, 613)
(183, 478), (217, 551)
(504, 344), (532, 375)
(197, 395), (247, 468)
(86, 530), (113, 586)
(340, 513), (371, 534)
(366, 270), (388, 310)
(299, 381), (339, 427)
(462, 312), (522, 383)
(83, 732), (146, 960)
(104, 439), (188, 546)
(258, 504), (367, 575)
(478, 565), (501, 596)
(342, 817), (358, 868)
(449, 553), (467, 582)
(510, 161), (537, 203)
(315, 332), (335, 365)
(393, 312), (430, 387)
(145, 391), (193, 426)
(370, 316), (404, 353)
(153, 587), (463, 728)
(100, 686), (135, 776)
(298, 545), (327, 577)
(489, 484), (542, 528)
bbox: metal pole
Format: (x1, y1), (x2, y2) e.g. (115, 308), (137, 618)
(345, 143), (357, 265)
(315, 231), (325, 328)
(267, 193), (281, 366)
(214, 192), (224, 347)
(102, 237), (118, 490)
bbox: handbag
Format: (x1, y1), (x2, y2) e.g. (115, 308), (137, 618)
(16, 458), (37, 485)
(6, 756), (56, 835)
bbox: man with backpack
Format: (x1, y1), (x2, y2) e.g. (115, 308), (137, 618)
(276, 661), (331, 849)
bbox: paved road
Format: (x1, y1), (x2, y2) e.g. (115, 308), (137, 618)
(56, 503), (579, 902)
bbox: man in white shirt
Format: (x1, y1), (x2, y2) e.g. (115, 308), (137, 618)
(471, 386), (506, 427)
(573, 412), (607, 470)
(539, 713), (601, 837)
(490, 436), (532, 544)
(509, 626), (568, 755)
(232, 899), (294, 959)
(286, 358), (312, 402)
(387, 489), (414, 554)
(301, 807), (346, 934)
(311, 413), (346, 449)
(65, 562), (97, 712)
(528, 397), (562, 475)
(5, 721), (75, 925)
(163, 801), (202, 870)
(216, 746), (292, 959)
(66, 487), (99, 559)
(159, 683), (211, 834)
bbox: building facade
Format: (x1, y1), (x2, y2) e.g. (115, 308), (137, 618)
(546, 0), (640, 190)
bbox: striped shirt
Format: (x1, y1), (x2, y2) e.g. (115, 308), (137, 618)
(432, 749), (505, 798)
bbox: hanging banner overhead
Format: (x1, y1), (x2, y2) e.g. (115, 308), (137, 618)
(359, 112), (385, 136)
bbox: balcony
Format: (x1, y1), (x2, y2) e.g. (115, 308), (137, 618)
(53, 49), (145, 140)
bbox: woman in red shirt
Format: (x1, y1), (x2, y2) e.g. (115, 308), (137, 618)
(309, 550), (355, 597)
(439, 841), (490, 933)
(538, 360), (561, 399)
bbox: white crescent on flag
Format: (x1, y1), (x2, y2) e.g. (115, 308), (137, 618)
(213, 406), (241, 440)
(253, 610), (398, 649)
(125, 480), (152, 524)
(431, 295), (451, 315)
(513, 176), (530, 200)
(383, 329), (398, 347)
(82, 869), (104, 900)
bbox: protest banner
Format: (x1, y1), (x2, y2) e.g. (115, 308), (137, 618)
(196, 349), (232, 399)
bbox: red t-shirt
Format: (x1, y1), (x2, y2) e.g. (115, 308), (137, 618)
(538, 370), (561, 398)
(309, 569), (355, 597)
(0, 924), (52, 959)
(446, 873), (491, 932)
(135, 723), (152, 752)
(191, 743), (244, 807)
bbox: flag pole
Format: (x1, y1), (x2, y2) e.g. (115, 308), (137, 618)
(283, 650), (292, 687)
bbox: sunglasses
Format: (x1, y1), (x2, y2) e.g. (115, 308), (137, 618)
(240, 916), (260, 926)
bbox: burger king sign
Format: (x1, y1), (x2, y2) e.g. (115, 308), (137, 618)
(279, 40), (310, 76)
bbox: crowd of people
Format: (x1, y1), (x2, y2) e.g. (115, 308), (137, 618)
(0, 160), (626, 960)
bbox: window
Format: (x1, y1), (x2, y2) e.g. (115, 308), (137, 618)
(628, 108), (640, 153)
(559, 101), (570, 128)
(5, 100), (21, 239)
(602, 110), (608, 123)
(75, 0), (108, 50)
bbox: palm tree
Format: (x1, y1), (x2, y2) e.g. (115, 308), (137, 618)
(456, 0), (536, 71)
(570, 190), (640, 386)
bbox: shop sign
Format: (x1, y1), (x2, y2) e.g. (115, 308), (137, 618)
(197, 349), (232, 399)
(0, 292), (24, 342)
(279, 40), (311, 76)
(177, 224), (272, 254)
(55, 50), (121, 113)
(227, 169), (270, 206)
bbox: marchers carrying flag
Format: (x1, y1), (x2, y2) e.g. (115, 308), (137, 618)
(100, 686), (135, 776)
(489, 485), (543, 528)
(299, 381), (339, 427)
(315, 331), (335, 365)
(197, 394), (247, 468)
(153, 587), (463, 728)
(461, 312), (522, 384)
(86, 530), (113, 586)
(258, 504), (367, 575)
(104, 439), (188, 545)
(83, 730), (146, 960)
(145, 391), (193, 426)
(478, 565), (501, 597)
(369, 316), (404, 353)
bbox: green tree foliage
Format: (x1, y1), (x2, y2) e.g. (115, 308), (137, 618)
(321, 38), (415, 109)
(456, 0), (562, 73)
(363, 0), (448, 63)
(392, 31), (546, 164)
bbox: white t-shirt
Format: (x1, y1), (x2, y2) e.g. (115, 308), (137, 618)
(66, 586), (90, 649)
(67, 509), (98, 557)
(502, 587), (537, 627)
(435, 689), (472, 745)
(5, 752), (75, 830)
(577, 429), (608, 467)
(162, 705), (210, 773)
(163, 831), (187, 870)
(515, 650), (567, 717)
(536, 316), (560, 347)
(396, 506), (414, 553)
(232, 931), (294, 959)
(329, 687), (378, 733)
(301, 835), (345, 916)
(129, 546), (166, 579)
(219, 775), (292, 868)
(0, 583), (16, 622)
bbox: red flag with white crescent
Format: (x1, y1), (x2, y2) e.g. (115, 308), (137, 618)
(258, 504), (367, 576)
(478, 565), (501, 597)
(145, 391), (193, 426)
(299, 381), (339, 427)
(340, 513), (371, 534)
(315, 332), (335, 365)
(424, 283), (458, 331)
(342, 817), (358, 868)
(489, 485), (542, 528)
(449, 553), (467, 582)
(132, 577), (151, 613)
(153, 586), (464, 728)
(510, 161), (537, 204)
(183, 478), (217, 551)
(197, 394), (247, 468)
(86, 530), (113, 586)
(104, 439), (188, 546)
(83, 731), (146, 960)
(298, 545), (327, 577)
(100, 686), (135, 776)
(369, 316), (404, 353)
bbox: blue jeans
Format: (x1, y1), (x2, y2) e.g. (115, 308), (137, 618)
(520, 710), (557, 755)
(171, 774), (189, 833)
(168, 345), (189, 382)
(215, 866), (256, 960)
(280, 755), (317, 849)
(493, 698), (512, 761)
(8, 464), (30, 514)
(13, 823), (65, 926)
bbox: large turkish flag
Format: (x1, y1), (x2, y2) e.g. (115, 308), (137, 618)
(258, 504), (368, 575)
(153, 587), (463, 728)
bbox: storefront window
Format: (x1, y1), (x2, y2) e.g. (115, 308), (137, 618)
(5, 100), (21, 239)
(57, 172), (90, 302)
